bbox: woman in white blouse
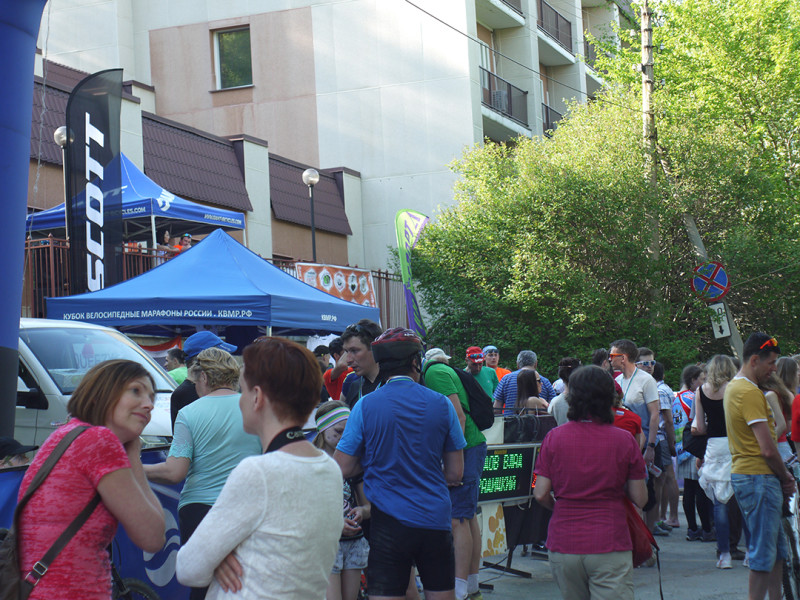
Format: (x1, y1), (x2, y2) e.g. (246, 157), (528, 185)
(175, 336), (343, 599)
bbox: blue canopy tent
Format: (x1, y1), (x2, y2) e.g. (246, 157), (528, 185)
(45, 229), (381, 335)
(25, 153), (245, 244)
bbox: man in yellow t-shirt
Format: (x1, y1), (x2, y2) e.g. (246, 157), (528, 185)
(725, 332), (795, 600)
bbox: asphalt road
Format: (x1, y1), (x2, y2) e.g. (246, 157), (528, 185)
(474, 510), (750, 599)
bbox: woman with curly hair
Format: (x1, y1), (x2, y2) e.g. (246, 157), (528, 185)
(534, 365), (647, 599)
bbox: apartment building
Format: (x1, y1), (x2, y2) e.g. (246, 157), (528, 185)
(36, 0), (632, 270)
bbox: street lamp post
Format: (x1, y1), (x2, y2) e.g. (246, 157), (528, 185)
(302, 168), (320, 262)
(54, 126), (69, 239)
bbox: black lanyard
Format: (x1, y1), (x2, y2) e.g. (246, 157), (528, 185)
(264, 426), (305, 454)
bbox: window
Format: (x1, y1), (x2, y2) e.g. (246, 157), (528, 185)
(214, 28), (253, 89)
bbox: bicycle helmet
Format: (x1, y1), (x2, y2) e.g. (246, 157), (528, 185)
(371, 327), (424, 366)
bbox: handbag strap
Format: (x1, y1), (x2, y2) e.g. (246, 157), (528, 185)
(23, 493), (102, 587)
(11, 425), (98, 588)
(14, 425), (90, 520)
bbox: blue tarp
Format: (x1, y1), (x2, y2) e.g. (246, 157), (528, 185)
(25, 153), (245, 236)
(45, 229), (380, 334)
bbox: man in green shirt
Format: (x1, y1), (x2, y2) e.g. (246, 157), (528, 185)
(465, 346), (499, 396)
(424, 348), (488, 600)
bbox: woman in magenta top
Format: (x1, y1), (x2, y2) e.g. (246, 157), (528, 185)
(17, 360), (166, 599)
(534, 365), (647, 600)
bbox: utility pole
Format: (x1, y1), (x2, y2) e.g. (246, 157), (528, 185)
(641, 0), (658, 249)
(641, 0), (660, 317)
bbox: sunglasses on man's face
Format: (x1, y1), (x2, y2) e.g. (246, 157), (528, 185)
(636, 360), (656, 367)
(468, 354), (484, 361)
(608, 353), (624, 360)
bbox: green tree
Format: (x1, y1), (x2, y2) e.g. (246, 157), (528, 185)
(413, 88), (800, 382)
(412, 0), (800, 381)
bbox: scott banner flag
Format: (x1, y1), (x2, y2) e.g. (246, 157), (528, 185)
(64, 68), (123, 294)
(395, 209), (429, 337)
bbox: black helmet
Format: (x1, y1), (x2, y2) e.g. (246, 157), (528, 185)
(371, 327), (423, 364)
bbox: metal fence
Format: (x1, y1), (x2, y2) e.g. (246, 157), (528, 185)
(21, 238), (407, 330)
(584, 40), (598, 68)
(22, 236), (70, 318)
(538, 0), (573, 53)
(500, 0), (523, 14)
(542, 103), (563, 136)
(480, 67), (529, 127)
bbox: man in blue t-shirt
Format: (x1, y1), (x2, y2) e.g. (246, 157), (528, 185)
(335, 328), (466, 600)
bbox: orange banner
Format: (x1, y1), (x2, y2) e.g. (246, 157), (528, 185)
(295, 264), (377, 308)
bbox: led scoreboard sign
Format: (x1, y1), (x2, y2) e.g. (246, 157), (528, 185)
(478, 444), (538, 503)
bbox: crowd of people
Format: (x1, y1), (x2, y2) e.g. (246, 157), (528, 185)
(3, 319), (798, 600)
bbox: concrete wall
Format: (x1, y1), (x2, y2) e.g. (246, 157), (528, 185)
(26, 162), (63, 212)
(42, 0), (627, 270)
(271, 221), (348, 265)
(236, 137), (272, 259)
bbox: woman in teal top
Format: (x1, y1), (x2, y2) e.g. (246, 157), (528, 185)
(145, 347), (261, 600)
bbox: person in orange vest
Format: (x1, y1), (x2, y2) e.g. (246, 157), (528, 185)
(483, 345), (511, 380)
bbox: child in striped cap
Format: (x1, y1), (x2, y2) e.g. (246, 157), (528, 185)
(314, 401), (371, 600)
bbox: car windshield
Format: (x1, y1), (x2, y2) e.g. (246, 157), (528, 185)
(20, 327), (173, 394)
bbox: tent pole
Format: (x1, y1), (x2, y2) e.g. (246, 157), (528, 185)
(267, 326), (272, 337)
(151, 213), (157, 249)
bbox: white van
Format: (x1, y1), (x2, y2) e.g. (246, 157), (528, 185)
(15, 318), (175, 446)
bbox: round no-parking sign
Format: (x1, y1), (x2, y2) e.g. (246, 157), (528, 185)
(690, 261), (731, 301)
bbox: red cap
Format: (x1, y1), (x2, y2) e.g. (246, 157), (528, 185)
(466, 346), (484, 363)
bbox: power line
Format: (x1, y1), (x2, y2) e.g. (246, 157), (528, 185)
(734, 262), (800, 288)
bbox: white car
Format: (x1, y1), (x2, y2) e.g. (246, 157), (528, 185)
(16, 318), (175, 447)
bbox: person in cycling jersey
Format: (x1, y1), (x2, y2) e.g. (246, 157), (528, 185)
(335, 328), (466, 600)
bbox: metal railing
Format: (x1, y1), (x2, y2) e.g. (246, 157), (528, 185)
(537, 0), (573, 53)
(480, 67), (529, 127)
(542, 103), (563, 136)
(23, 236), (70, 318)
(499, 0), (523, 14)
(21, 238), (408, 330)
(584, 40), (597, 68)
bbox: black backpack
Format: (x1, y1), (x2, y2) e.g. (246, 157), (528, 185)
(423, 362), (496, 430)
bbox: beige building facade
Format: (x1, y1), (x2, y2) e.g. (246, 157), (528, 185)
(37, 0), (631, 269)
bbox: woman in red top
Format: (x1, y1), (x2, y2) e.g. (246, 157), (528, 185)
(776, 357), (798, 460)
(17, 360), (165, 599)
(534, 366), (647, 600)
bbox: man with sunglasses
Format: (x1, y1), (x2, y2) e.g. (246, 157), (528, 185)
(637, 348), (679, 535)
(464, 346), (499, 396)
(726, 333), (794, 600)
(340, 319), (383, 408)
(482, 345), (511, 381)
(609, 340), (661, 537)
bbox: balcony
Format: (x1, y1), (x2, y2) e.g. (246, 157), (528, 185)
(538, 0), (573, 54)
(475, 0), (525, 29)
(480, 67), (529, 127)
(542, 103), (563, 136)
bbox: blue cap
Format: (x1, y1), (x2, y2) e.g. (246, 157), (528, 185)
(183, 331), (237, 359)
(482, 345), (498, 354)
